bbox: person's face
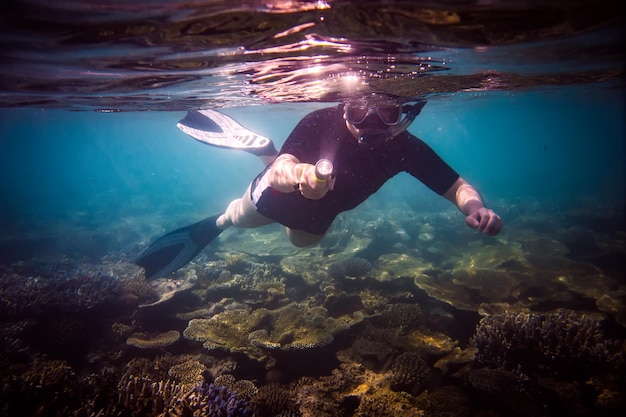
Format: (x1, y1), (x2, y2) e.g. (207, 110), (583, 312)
(344, 99), (402, 145)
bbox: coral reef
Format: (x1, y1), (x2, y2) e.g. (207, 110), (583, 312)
(214, 374), (258, 400)
(251, 382), (300, 416)
(0, 268), (121, 317)
(470, 309), (624, 372)
(467, 367), (526, 394)
(0, 257), (159, 322)
(468, 309), (626, 416)
(388, 352), (431, 395)
(115, 377), (252, 417)
(184, 302), (349, 362)
(167, 358), (207, 386)
(354, 390), (423, 417)
(191, 381), (252, 417)
(413, 386), (472, 417)
(126, 330), (181, 350)
(327, 257), (373, 280)
(374, 302), (424, 330)
(0, 200), (624, 417)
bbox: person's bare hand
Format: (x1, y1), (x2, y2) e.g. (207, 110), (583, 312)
(298, 164), (335, 200)
(465, 207), (503, 236)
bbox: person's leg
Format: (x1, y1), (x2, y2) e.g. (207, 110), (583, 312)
(216, 183), (274, 230)
(285, 228), (325, 247)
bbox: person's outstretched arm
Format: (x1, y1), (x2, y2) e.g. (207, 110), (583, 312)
(443, 177), (503, 236)
(268, 154), (334, 199)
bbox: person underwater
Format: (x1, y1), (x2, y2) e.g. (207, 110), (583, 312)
(136, 94), (503, 280)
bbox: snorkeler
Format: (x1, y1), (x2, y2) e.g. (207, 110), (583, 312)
(136, 94), (503, 280)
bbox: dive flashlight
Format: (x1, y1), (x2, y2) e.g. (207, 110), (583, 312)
(314, 159), (334, 181)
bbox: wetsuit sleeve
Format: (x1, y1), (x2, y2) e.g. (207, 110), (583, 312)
(406, 136), (460, 195)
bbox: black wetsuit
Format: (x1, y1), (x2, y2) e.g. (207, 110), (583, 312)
(254, 104), (460, 235)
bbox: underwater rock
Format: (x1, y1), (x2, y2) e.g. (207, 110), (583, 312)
(404, 330), (457, 356)
(126, 330), (181, 350)
(433, 346), (478, 375)
(389, 351), (431, 395)
(220, 226), (301, 257)
(352, 337), (395, 365)
(374, 252), (433, 282)
(320, 284), (366, 320)
(443, 268), (521, 302)
(409, 230), (621, 316)
(597, 290), (626, 327)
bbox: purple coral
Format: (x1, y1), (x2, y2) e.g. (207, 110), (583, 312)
(194, 382), (252, 417)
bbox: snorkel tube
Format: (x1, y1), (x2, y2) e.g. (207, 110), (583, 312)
(389, 100), (427, 137)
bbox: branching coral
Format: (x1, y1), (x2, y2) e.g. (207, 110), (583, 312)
(327, 257), (373, 280)
(251, 382), (299, 416)
(114, 376), (252, 416)
(375, 303), (424, 331)
(470, 309), (624, 373)
(388, 352), (431, 395)
(0, 269), (121, 317)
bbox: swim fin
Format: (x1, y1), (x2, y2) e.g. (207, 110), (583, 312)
(177, 109), (277, 157)
(135, 214), (223, 280)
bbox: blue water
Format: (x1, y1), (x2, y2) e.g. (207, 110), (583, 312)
(1, 87), (623, 252)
